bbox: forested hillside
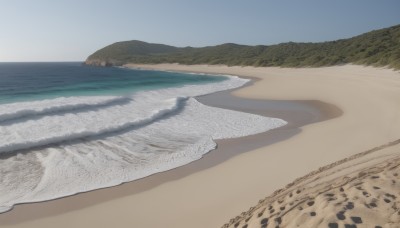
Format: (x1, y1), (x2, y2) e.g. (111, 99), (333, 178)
(85, 25), (400, 69)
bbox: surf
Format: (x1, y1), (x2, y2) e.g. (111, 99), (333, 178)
(0, 64), (287, 214)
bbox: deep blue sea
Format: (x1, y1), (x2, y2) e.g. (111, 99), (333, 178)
(0, 62), (226, 104)
(0, 62), (285, 213)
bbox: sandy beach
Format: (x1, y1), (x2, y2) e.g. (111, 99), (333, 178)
(1, 64), (400, 228)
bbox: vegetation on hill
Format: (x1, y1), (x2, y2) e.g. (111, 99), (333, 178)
(85, 24), (400, 69)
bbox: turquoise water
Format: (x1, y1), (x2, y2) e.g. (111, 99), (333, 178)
(0, 62), (226, 104)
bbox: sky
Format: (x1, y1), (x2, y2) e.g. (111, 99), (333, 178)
(0, 0), (399, 62)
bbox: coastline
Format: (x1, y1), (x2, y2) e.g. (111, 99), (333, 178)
(1, 64), (400, 228)
(0, 67), (334, 224)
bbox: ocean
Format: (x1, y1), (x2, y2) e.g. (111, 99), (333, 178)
(0, 62), (286, 213)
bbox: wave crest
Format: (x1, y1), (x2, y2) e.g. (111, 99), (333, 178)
(0, 97), (188, 154)
(0, 96), (132, 123)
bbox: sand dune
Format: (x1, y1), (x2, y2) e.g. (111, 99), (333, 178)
(223, 139), (400, 228)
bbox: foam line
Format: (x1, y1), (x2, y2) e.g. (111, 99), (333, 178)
(0, 96), (132, 124)
(0, 97), (188, 155)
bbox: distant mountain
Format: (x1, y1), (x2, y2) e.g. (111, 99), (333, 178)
(85, 24), (400, 69)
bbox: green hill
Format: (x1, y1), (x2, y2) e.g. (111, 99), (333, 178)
(85, 24), (400, 69)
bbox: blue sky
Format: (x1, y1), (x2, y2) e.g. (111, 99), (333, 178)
(1, 0), (399, 61)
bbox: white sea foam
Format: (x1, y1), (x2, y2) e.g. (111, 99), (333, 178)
(0, 96), (132, 123)
(0, 97), (188, 154)
(0, 75), (287, 213)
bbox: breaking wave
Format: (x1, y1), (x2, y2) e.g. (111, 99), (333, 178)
(0, 75), (287, 213)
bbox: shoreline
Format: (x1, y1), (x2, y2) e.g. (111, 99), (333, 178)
(1, 64), (399, 228)
(0, 67), (338, 224)
(0, 70), (273, 215)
